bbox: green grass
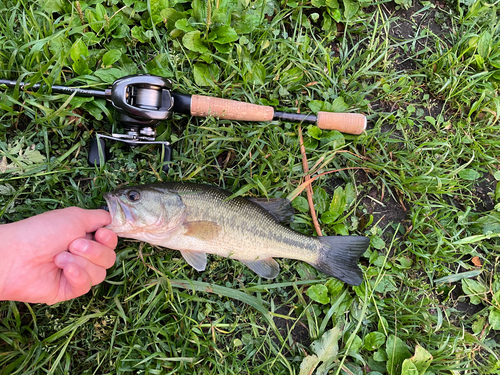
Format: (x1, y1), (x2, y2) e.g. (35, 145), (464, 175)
(1, 0), (500, 373)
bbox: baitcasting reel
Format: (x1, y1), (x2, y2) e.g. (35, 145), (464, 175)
(87, 75), (175, 173)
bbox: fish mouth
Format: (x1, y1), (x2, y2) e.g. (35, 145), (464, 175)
(103, 193), (134, 230)
(103, 193), (117, 220)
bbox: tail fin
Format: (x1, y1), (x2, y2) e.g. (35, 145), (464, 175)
(312, 236), (369, 286)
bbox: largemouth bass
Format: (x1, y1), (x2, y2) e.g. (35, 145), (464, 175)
(104, 182), (369, 285)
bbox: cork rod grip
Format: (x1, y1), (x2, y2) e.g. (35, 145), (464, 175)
(191, 95), (274, 122)
(316, 112), (367, 135)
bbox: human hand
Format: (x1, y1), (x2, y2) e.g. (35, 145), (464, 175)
(0, 207), (118, 305)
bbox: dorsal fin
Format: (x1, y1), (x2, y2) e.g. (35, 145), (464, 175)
(247, 198), (294, 224)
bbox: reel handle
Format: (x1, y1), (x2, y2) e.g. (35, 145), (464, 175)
(88, 135), (172, 173)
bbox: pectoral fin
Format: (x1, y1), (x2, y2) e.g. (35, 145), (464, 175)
(183, 221), (221, 241)
(180, 250), (207, 271)
(239, 257), (280, 279)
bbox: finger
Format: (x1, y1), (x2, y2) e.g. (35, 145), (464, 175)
(83, 228), (117, 245)
(54, 252), (108, 285)
(68, 237), (117, 269)
(94, 228), (118, 249)
(58, 263), (93, 302)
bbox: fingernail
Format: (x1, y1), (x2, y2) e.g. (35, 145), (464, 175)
(72, 238), (89, 254)
(57, 252), (73, 266)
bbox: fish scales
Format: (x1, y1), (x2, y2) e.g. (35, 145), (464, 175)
(170, 182), (320, 261)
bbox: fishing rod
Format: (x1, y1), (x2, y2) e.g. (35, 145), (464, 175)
(0, 75), (367, 171)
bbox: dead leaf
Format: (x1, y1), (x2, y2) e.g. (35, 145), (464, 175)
(299, 327), (342, 375)
(0, 156), (8, 173)
(0, 140), (45, 174)
(472, 256), (482, 267)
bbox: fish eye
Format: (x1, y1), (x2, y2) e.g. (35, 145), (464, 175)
(127, 190), (141, 202)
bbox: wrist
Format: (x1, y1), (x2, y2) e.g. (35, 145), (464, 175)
(0, 222), (18, 301)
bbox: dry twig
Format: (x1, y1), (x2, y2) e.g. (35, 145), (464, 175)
(298, 125), (323, 236)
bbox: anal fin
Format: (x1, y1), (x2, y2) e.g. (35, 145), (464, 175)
(239, 257), (280, 279)
(180, 250), (207, 271)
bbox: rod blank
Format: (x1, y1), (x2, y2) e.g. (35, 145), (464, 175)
(0, 79), (108, 98)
